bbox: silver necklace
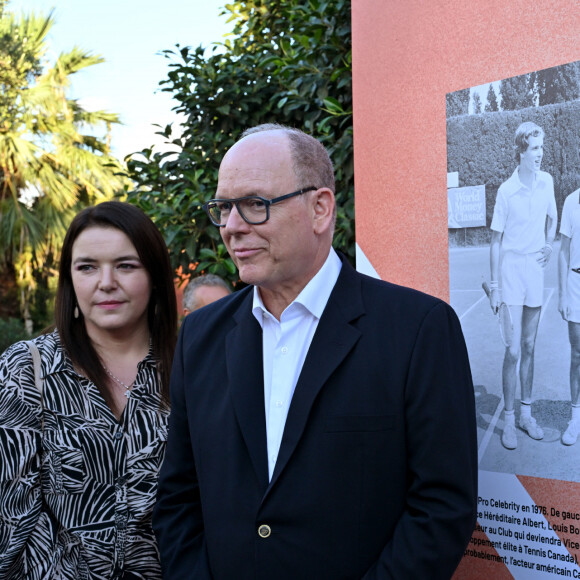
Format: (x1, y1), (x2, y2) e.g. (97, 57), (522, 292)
(102, 365), (134, 398)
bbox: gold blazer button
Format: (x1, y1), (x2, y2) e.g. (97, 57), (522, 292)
(258, 524), (271, 538)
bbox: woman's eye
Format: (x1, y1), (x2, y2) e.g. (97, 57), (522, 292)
(76, 264), (95, 272)
(117, 262), (141, 270)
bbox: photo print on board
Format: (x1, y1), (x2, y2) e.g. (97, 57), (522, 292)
(448, 60), (580, 580)
(447, 60), (580, 479)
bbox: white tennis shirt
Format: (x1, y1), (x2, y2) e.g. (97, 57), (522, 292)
(252, 247), (342, 481)
(490, 168), (556, 254)
(560, 189), (580, 268)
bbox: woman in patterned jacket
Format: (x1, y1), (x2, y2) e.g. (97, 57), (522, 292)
(0, 201), (177, 579)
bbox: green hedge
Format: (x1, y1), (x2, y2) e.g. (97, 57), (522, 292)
(447, 100), (580, 246)
(0, 318), (29, 355)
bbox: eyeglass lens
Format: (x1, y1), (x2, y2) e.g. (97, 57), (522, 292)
(209, 198), (268, 225)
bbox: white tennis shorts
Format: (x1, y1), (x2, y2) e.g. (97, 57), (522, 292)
(501, 251), (544, 308)
(566, 268), (580, 323)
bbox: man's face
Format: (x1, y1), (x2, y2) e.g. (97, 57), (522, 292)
(190, 285), (230, 312)
(216, 131), (322, 299)
(520, 134), (544, 174)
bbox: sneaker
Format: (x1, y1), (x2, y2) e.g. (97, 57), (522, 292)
(519, 416), (544, 440)
(501, 423), (517, 449)
(562, 420), (580, 446)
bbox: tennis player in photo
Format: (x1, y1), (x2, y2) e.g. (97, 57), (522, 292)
(489, 121), (557, 450)
(558, 186), (580, 445)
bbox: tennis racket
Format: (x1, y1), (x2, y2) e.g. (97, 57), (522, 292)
(482, 282), (513, 347)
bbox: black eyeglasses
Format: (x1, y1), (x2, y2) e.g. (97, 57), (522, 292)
(203, 187), (317, 227)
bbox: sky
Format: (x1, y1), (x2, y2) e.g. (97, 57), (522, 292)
(8, 0), (231, 159)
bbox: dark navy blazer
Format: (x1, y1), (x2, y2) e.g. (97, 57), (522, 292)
(153, 256), (477, 579)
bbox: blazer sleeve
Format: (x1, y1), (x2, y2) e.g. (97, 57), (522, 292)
(152, 324), (213, 579)
(363, 301), (478, 579)
(0, 343), (48, 579)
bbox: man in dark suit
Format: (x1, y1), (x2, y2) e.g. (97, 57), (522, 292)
(153, 124), (478, 579)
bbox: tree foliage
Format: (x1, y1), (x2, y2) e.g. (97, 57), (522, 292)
(537, 61), (580, 106)
(446, 88), (470, 118)
(499, 73), (535, 111)
(0, 316), (27, 354)
(476, 62), (580, 116)
(0, 1), (127, 330)
(472, 92), (482, 115)
(484, 84), (499, 112)
(126, 0), (353, 287)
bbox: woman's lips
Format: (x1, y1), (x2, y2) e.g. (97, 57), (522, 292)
(96, 301), (124, 310)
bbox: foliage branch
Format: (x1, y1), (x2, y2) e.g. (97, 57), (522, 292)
(126, 0), (353, 287)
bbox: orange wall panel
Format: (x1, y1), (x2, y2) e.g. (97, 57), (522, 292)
(352, 0), (579, 300)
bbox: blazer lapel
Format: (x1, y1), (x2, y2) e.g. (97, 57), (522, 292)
(268, 260), (365, 490)
(226, 293), (269, 490)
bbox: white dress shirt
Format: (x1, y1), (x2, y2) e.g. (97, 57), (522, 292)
(252, 248), (342, 480)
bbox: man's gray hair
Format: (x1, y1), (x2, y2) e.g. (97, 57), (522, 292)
(183, 274), (231, 312)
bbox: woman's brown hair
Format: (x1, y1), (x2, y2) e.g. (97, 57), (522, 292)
(55, 201), (177, 408)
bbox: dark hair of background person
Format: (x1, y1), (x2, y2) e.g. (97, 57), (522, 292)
(55, 201), (177, 408)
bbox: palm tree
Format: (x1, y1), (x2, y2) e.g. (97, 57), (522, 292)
(0, 1), (127, 331)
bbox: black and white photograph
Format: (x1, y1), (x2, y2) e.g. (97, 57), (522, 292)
(447, 60), (580, 481)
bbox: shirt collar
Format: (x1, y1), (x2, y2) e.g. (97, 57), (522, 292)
(252, 247), (342, 326)
(503, 167), (543, 196)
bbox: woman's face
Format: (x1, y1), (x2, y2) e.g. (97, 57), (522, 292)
(71, 226), (152, 339)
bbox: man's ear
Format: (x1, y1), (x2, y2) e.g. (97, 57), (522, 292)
(311, 188), (335, 234)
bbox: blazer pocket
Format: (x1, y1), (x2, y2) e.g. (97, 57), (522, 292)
(325, 415), (394, 432)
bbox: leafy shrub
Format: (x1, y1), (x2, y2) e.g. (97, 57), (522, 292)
(126, 0), (353, 286)
(0, 318), (29, 355)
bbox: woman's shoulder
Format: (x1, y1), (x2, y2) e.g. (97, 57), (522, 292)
(0, 334), (59, 415)
(0, 331), (66, 399)
(1, 337), (35, 371)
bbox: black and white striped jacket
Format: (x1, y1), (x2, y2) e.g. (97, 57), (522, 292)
(0, 331), (168, 579)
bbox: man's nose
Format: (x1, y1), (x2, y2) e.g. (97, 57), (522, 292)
(223, 203), (251, 232)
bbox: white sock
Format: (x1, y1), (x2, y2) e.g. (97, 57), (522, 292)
(520, 402), (532, 419)
(571, 405), (580, 422)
